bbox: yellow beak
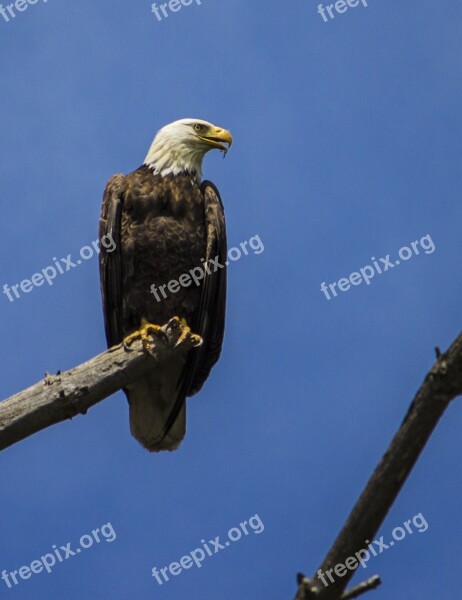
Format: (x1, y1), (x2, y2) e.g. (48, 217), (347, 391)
(197, 127), (233, 152)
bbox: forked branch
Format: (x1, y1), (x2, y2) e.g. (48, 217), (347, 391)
(294, 332), (462, 599)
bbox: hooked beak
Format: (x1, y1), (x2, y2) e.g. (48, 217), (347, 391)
(197, 126), (233, 152)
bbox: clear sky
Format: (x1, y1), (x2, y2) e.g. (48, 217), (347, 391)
(1, 0), (461, 598)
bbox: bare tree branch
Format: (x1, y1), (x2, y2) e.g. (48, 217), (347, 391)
(341, 576), (381, 599)
(294, 331), (462, 599)
(0, 319), (197, 452)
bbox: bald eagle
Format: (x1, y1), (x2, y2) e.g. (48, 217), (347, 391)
(99, 119), (232, 452)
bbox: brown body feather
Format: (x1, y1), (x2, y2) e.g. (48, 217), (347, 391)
(99, 165), (227, 451)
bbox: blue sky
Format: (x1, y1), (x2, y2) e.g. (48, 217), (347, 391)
(1, 0), (461, 598)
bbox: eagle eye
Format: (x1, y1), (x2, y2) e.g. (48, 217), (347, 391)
(193, 123), (204, 132)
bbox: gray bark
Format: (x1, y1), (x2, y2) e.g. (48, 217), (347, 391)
(0, 318), (195, 452)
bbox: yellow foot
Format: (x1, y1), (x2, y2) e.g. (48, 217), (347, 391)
(165, 316), (202, 349)
(124, 317), (165, 351)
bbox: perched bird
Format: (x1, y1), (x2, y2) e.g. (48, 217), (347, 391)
(99, 118), (232, 452)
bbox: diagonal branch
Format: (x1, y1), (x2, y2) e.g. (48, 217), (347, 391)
(294, 331), (462, 600)
(0, 319), (196, 452)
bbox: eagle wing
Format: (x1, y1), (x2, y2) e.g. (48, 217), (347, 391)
(99, 174), (125, 347)
(188, 180), (227, 394)
(162, 180), (227, 437)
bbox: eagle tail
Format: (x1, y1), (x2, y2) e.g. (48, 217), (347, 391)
(126, 361), (186, 452)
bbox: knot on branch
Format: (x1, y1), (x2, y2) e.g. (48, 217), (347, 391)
(294, 573), (322, 599)
(44, 370), (62, 386)
(295, 573), (381, 600)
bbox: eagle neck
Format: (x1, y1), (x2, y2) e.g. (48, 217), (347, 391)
(143, 138), (204, 182)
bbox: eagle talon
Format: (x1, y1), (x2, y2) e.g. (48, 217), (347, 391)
(174, 326), (203, 349)
(123, 319), (166, 352)
(161, 317), (202, 349)
(190, 334), (203, 348)
(165, 316), (181, 332)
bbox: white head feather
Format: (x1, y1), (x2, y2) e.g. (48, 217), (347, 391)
(144, 118), (232, 181)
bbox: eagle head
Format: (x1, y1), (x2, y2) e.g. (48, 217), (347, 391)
(144, 118), (233, 180)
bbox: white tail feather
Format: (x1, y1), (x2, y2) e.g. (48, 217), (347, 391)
(126, 361), (186, 452)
